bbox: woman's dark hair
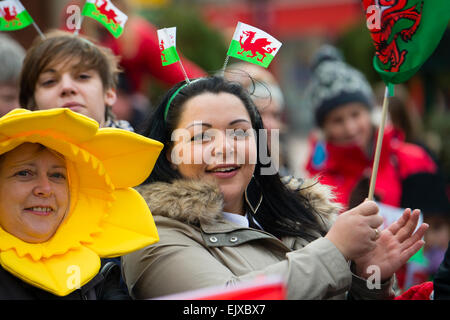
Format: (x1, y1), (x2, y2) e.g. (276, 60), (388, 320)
(140, 76), (327, 240)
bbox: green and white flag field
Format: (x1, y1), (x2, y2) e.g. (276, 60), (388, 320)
(157, 27), (181, 66)
(0, 0), (33, 31)
(226, 21), (282, 68)
(81, 0), (128, 38)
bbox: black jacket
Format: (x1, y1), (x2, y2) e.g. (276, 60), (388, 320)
(0, 260), (130, 300)
(434, 241), (450, 300)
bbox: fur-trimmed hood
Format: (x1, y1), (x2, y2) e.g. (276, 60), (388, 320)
(136, 177), (341, 228)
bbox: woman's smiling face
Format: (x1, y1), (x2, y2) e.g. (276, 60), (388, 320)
(169, 92), (257, 214)
(0, 143), (69, 243)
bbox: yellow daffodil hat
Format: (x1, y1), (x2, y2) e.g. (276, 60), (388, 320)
(0, 108), (163, 296)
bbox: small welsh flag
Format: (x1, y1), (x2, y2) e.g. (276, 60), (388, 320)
(227, 22), (282, 68)
(0, 0), (34, 31)
(157, 27), (180, 66)
(81, 0), (128, 38)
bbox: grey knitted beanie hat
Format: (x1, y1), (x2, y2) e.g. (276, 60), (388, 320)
(305, 45), (375, 127)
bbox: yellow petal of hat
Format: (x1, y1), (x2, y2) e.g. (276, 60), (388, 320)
(0, 108), (163, 296)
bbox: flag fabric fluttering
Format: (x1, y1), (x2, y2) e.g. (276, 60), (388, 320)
(362, 0), (450, 200)
(156, 26), (190, 83)
(363, 0), (450, 85)
(157, 27), (180, 66)
(226, 22), (282, 68)
(81, 0), (128, 38)
(0, 0), (33, 31)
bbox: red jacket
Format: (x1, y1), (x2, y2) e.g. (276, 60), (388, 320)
(394, 282), (433, 300)
(305, 127), (437, 210)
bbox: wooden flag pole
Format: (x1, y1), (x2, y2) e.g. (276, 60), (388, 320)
(368, 85), (390, 200)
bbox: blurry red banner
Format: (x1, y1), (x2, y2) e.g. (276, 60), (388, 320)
(153, 276), (287, 300)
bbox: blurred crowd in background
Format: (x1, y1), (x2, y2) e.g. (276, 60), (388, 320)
(1, 0), (449, 293)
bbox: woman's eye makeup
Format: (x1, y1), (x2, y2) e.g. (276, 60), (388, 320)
(189, 127), (252, 142)
(191, 132), (211, 142)
(230, 129), (250, 138)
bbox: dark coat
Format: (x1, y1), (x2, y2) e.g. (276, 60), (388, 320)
(0, 260), (130, 300)
(434, 241), (450, 300)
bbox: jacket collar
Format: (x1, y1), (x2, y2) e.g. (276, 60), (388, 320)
(136, 177), (340, 230)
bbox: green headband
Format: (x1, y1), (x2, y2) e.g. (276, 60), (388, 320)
(164, 83), (189, 121)
(163, 78), (205, 121)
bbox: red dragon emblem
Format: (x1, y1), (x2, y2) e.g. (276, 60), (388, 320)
(159, 40), (167, 62)
(93, 0), (121, 31)
(1, 6), (22, 28)
(238, 30), (276, 63)
(364, 0), (423, 72)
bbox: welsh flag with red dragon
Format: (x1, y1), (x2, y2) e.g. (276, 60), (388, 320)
(81, 0), (128, 38)
(362, 0), (450, 86)
(0, 0), (33, 31)
(227, 22), (282, 68)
